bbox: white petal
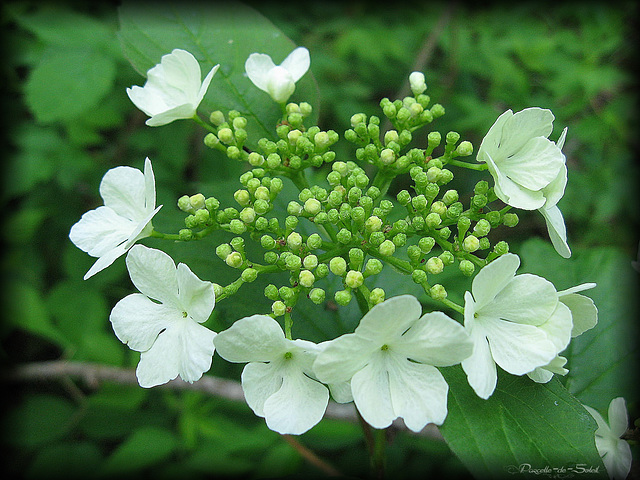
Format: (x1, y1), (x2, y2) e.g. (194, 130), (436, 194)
(135, 319), (215, 387)
(394, 311), (473, 366)
(214, 315), (287, 363)
(263, 363), (328, 435)
(356, 295), (422, 344)
(556, 126), (568, 150)
(83, 241), (129, 280)
(313, 333), (376, 384)
(69, 206), (134, 258)
(176, 263), (215, 323)
(479, 273), (558, 326)
(538, 302), (573, 352)
(477, 109), (513, 163)
(584, 404), (610, 435)
(160, 49), (202, 101)
(387, 353), (450, 430)
(197, 64), (219, 104)
(100, 166), (147, 221)
(280, 46), (310, 82)
(122, 205), (161, 250)
(245, 53), (276, 91)
(351, 353), (395, 429)
(110, 293), (178, 351)
(126, 85), (167, 117)
(539, 206), (571, 258)
(482, 317), (557, 375)
(471, 253), (520, 309)
(557, 283), (597, 296)
(461, 321), (497, 399)
(241, 361), (283, 417)
(126, 245), (179, 307)
(328, 381), (353, 404)
(498, 137), (564, 191)
(266, 66), (295, 103)
(559, 292), (598, 337)
(143, 158), (156, 212)
(607, 440), (632, 480)
(145, 104), (199, 126)
(498, 107), (554, 155)
(608, 397), (630, 438)
(485, 152), (546, 210)
(527, 366), (554, 384)
(541, 163), (567, 209)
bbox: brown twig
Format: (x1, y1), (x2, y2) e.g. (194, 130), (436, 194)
(281, 435), (343, 477)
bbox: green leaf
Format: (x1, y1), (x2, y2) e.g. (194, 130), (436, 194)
(25, 47), (117, 123)
(440, 366), (605, 479)
(101, 427), (178, 475)
(117, 1), (319, 149)
(26, 442), (103, 480)
(518, 238), (639, 412)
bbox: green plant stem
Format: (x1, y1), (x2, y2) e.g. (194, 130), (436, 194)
(446, 158), (488, 171)
(192, 113), (217, 134)
(284, 310), (293, 340)
(372, 428), (386, 479)
(371, 169), (396, 201)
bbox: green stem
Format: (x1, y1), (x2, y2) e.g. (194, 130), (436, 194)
(150, 230), (181, 241)
(192, 114), (217, 134)
(284, 310), (293, 340)
(446, 158), (488, 171)
(371, 169), (396, 200)
(372, 428), (386, 479)
(288, 169), (310, 191)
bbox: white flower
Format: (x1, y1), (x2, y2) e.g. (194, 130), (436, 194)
(313, 295), (473, 432)
(477, 108), (571, 257)
(527, 282), (598, 383)
(127, 49), (218, 126)
(110, 245), (216, 388)
(461, 253), (574, 399)
(213, 314), (329, 435)
(409, 71), (427, 95)
(69, 158), (161, 280)
(584, 398), (632, 480)
(245, 46), (310, 104)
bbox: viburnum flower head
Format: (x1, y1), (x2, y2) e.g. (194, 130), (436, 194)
(477, 108), (571, 257)
(245, 46), (310, 104)
(313, 295), (473, 432)
(584, 397), (632, 480)
(213, 314), (329, 435)
(69, 157), (161, 280)
(127, 49), (219, 126)
(461, 253), (576, 399)
(110, 245), (216, 388)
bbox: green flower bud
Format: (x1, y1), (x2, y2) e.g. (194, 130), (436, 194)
(351, 113), (367, 127)
(299, 102), (313, 117)
(424, 183), (440, 201)
(309, 288), (326, 304)
(261, 235), (276, 250)
(306, 233), (323, 250)
(230, 236), (245, 253)
(315, 263), (329, 278)
(463, 235), (480, 253)
(329, 257), (347, 276)
(303, 254), (318, 269)
(392, 233), (407, 247)
(479, 237), (491, 250)
(264, 284), (279, 301)
(248, 152), (265, 167)
(299, 269), (316, 288)
(369, 287), (386, 305)
(455, 141), (473, 156)
(216, 243), (233, 260)
(234, 189), (251, 207)
(246, 178), (261, 194)
(239, 207), (256, 224)
(418, 236), (435, 254)
(442, 189), (459, 206)
(474, 219), (491, 237)
(429, 284), (447, 301)
(229, 218), (246, 234)
(287, 232), (303, 250)
(272, 301), (286, 316)
(348, 248), (364, 269)
(178, 195), (192, 213)
(266, 153), (281, 169)
(218, 127), (234, 144)
(378, 239), (396, 256)
(397, 190), (411, 206)
(439, 251), (454, 265)
(337, 228), (352, 244)
(335, 289), (352, 306)
(327, 171), (342, 186)
(426, 256), (444, 275)
(438, 227), (452, 240)
(225, 251), (243, 268)
(384, 130), (399, 146)
(425, 212), (442, 228)
(279, 286), (296, 304)
(430, 104), (445, 118)
(411, 269), (428, 284)
(270, 177), (284, 195)
(285, 215), (298, 230)
(503, 213), (519, 227)
(411, 194), (428, 212)
(179, 228), (193, 241)
(493, 240), (509, 256)
(209, 110), (225, 125)
(380, 148), (395, 165)
(407, 245), (422, 263)
(205, 197), (220, 212)
(446, 202), (464, 220)
(472, 194), (487, 209)
(254, 199), (270, 215)
(345, 270), (364, 289)
(304, 198), (322, 216)
(485, 210), (501, 227)
(365, 215), (383, 233)
(474, 180), (489, 195)
(204, 133), (220, 148)
(459, 259), (475, 277)
(351, 206), (366, 224)
(369, 231), (385, 247)
(364, 258), (383, 276)
(264, 251), (278, 264)
(411, 215), (426, 231)
(241, 268), (258, 283)
(430, 201), (447, 216)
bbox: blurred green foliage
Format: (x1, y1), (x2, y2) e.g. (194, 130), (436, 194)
(2, 1), (637, 478)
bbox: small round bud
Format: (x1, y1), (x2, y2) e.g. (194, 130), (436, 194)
(349, 248), (365, 269)
(384, 130), (399, 146)
(315, 263), (329, 278)
(241, 268), (258, 283)
(474, 180), (489, 195)
(272, 301), (286, 316)
(479, 237), (491, 250)
(446, 131), (460, 145)
(304, 198), (322, 216)
(473, 219), (491, 237)
(345, 270), (364, 289)
(335, 290), (352, 306)
(380, 148), (395, 165)
(225, 251), (243, 268)
(459, 259), (475, 277)
(248, 152), (265, 166)
(287, 232), (303, 250)
(264, 284), (279, 301)
(493, 240), (509, 256)
(485, 210), (501, 227)
(204, 133), (219, 148)
(364, 258), (383, 276)
(442, 190), (459, 206)
(218, 127), (234, 144)
(253, 199), (270, 215)
(336, 228), (352, 244)
(239, 207), (256, 224)
(329, 257), (347, 276)
(309, 288), (326, 304)
(285, 215), (299, 230)
(209, 110), (225, 125)
(412, 269), (428, 284)
(179, 229), (193, 241)
(216, 243), (233, 260)
(411, 194), (428, 212)
(178, 195), (192, 213)
(303, 254), (318, 269)
(429, 284), (447, 301)
(234, 189), (251, 207)
(455, 141), (473, 156)
(261, 235), (276, 250)
(418, 236), (435, 254)
(439, 251), (454, 265)
(229, 218), (246, 234)
(425, 212), (442, 229)
(350, 113), (366, 127)
(378, 240), (396, 256)
(472, 194), (488, 209)
(409, 71), (427, 95)
(463, 235), (480, 253)
(430, 104), (445, 118)
(266, 153), (281, 169)
(369, 287), (386, 305)
(264, 251), (278, 264)
(426, 257), (444, 275)
(397, 190), (411, 206)
(299, 270), (316, 288)
(365, 215), (383, 232)
(369, 231), (385, 247)
(457, 216), (471, 235)
(306, 233), (323, 250)
(503, 213), (519, 227)
(279, 286), (296, 304)
(392, 233), (407, 247)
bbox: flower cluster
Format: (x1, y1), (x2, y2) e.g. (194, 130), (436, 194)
(68, 45), (607, 447)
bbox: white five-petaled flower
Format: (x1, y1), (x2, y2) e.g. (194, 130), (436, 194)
(127, 49), (219, 126)
(527, 282), (598, 383)
(110, 245), (216, 388)
(584, 398), (632, 480)
(69, 157), (161, 280)
(245, 46), (310, 104)
(213, 314), (329, 435)
(461, 253), (575, 399)
(313, 295), (473, 432)
(477, 107), (571, 257)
